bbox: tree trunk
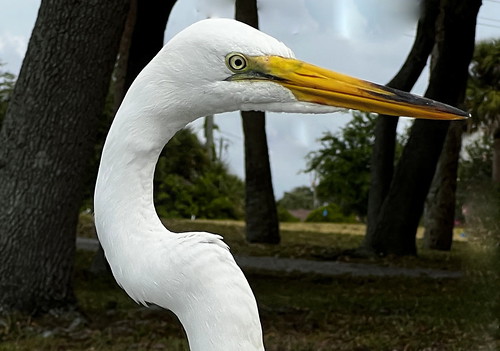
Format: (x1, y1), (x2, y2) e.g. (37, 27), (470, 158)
(235, 0), (280, 244)
(91, 0), (137, 277)
(123, 0), (176, 91)
(204, 115), (215, 162)
(112, 0), (138, 114)
(0, 0), (129, 313)
(92, 0), (175, 275)
(424, 121), (465, 250)
(365, 0), (440, 249)
(367, 0), (481, 256)
(241, 111), (280, 243)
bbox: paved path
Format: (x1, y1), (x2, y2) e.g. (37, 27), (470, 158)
(77, 237), (462, 279)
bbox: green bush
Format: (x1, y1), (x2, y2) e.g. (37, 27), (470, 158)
(305, 204), (357, 223)
(277, 205), (300, 222)
(155, 163), (244, 220)
(463, 183), (500, 246)
(277, 186), (314, 210)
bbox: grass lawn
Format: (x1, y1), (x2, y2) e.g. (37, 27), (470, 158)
(1, 218), (498, 350)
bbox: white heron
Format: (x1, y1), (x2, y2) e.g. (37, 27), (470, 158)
(94, 18), (467, 351)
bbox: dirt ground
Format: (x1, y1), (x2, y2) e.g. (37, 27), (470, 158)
(76, 237), (462, 279)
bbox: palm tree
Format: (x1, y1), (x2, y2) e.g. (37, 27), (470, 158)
(466, 39), (500, 183)
(235, 0), (280, 244)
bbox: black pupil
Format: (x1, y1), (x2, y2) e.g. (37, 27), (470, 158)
(234, 58), (243, 68)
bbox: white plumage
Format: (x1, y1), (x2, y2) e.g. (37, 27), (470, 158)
(94, 18), (467, 351)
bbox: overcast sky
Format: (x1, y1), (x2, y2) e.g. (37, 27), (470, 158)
(1, 0), (500, 198)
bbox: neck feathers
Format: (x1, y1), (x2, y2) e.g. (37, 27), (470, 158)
(94, 68), (264, 350)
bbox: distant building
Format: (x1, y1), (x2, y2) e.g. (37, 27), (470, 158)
(288, 209), (312, 222)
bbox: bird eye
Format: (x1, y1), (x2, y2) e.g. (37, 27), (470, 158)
(226, 53), (247, 71)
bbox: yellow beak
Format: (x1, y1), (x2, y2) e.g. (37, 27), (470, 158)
(248, 55), (468, 120)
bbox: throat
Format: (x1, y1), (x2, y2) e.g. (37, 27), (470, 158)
(94, 132), (163, 246)
(93, 94), (184, 248)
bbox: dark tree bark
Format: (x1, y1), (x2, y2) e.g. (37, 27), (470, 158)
(92, 0), (175, 274)
(240, 111), (280, 243)
(424, 121), (465, 250)
(124, 0), (176, 91)
(365, 0), (440, 248)
(235, 0), (280, 244)
(0, 0), (129, 312)
(367, 0), (481, 256)
(112, 0), (138, 114)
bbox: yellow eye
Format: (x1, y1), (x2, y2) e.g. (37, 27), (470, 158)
(226, 53), (247, 71)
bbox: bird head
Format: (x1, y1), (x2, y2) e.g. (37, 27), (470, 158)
(153, 18), (468, 120)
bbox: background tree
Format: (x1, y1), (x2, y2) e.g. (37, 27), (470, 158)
(155, 129), (244, 219)
(365, 0), (481, 256)
(0, 64), (15, 125)
(465, 39), (500, 183)
(366, 0), (440, 243)
(87, 0), (175, 273)
(455, 41), (500, 245)
(0, 0), (129, 312)
(235, 0), (280, 244)
(457, 134), (493, 214)
(457, 135), (500, 244)
(423, 119), (464, 250)
(458, 135), (500, 241)
(123, 1), (176, 92)
(422, 11), (499, 253)
(308, 112), (379, 219)
(278, 186), (315, 210)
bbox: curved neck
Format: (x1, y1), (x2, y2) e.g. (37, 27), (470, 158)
(94, 69), (264, 351)
(94, 59), (195, 242)
(94, 93), (180, 246)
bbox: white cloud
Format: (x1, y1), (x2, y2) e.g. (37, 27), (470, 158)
(0, 32), (28, 71)
(0, 0), (39, 72)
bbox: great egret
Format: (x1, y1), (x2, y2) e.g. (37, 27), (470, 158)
(94, 18), (467, 351)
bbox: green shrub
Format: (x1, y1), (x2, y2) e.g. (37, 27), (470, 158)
(305, 204), (357, 223)
(463, 183), (500, 246)
(277, 205), (300, 222)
